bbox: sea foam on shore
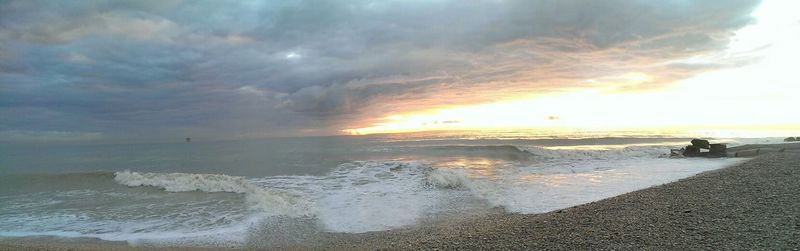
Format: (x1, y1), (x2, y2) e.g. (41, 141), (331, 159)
(0, 136), (772, 248)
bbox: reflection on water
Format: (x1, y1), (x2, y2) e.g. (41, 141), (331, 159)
(434, 158), (507, 178)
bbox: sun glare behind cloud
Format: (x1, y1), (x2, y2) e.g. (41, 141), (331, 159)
(344, 0), (800, 136)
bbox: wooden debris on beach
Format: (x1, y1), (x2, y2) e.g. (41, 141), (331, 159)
(671, 139), (726, 158)
(671, 139), (800, 158)
(690, 139), (710, 149)
(683, 145), (701, 156)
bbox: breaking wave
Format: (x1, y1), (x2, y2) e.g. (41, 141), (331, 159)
(425, 145), (529, 154)
(520, 145), (672, 159)
(426, 168), (472, 189)
(393, 144), (672, 161)
(114, 171), (312, 217)
(395, 145), (535, 160)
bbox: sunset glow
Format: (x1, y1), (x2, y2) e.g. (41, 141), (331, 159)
(344, 0), (800, 136)
(2, 0), (798, 142)
(5, 0), (800, 247)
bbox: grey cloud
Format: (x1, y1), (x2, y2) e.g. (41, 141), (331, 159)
(284, 73), (456, 116)
(0, 0), (761, 141)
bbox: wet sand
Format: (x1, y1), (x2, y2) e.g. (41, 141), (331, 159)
(3, 153), (798, 250)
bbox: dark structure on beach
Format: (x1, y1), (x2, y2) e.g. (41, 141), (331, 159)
(672, 138), (800, 158)
(672, 139), (726, 158)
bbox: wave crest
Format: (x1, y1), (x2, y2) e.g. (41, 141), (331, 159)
(114, 171), (312, 217)
(521, 145), (670, 159)
(392, 144), (670, 161)
(394, 145), (535, 161)
(426, 168), (471, 189)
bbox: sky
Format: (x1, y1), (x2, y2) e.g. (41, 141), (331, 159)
(1, 0), (798, 142)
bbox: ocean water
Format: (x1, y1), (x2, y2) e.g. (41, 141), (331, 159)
(0, 133), (783, 247)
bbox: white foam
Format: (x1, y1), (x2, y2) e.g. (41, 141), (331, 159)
(3, 143), (748, 247)
(426, 167), (471, 189)
(114, 171), (312, 217)
(520, 145), (673, 160)
(0, 231), (84, 238)
(478, 157), (746, 213)
(0, 225), (248, 248)
(288, 161), (453, 233)
(112, 154), (742, 234)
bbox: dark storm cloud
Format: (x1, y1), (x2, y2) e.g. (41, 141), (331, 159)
(0, 0), (760, 141)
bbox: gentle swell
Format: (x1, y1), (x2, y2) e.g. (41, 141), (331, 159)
(397, 144), (671, 161)
(114, 171), (312, 217)
(417, 145), (535, 160)
(520, 145), (672, 159)
(427, 145), (528, 153)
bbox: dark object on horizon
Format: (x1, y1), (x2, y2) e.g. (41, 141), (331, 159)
(785, 137), (797, 142)
(691, 139), (711, 149)
(186, 137), (191, 143)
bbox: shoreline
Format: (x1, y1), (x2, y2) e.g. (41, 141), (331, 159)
(3, 152), (798, 250)
(324, 152), (800, 249)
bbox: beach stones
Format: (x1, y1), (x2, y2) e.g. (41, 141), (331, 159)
(732, 148), (784, 157)
(734, 149), (761, 157)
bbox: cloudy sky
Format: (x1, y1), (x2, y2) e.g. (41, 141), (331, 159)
(1, 0), (798, 142)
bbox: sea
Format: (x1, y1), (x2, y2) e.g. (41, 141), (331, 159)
(0, 130), (787, 247)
